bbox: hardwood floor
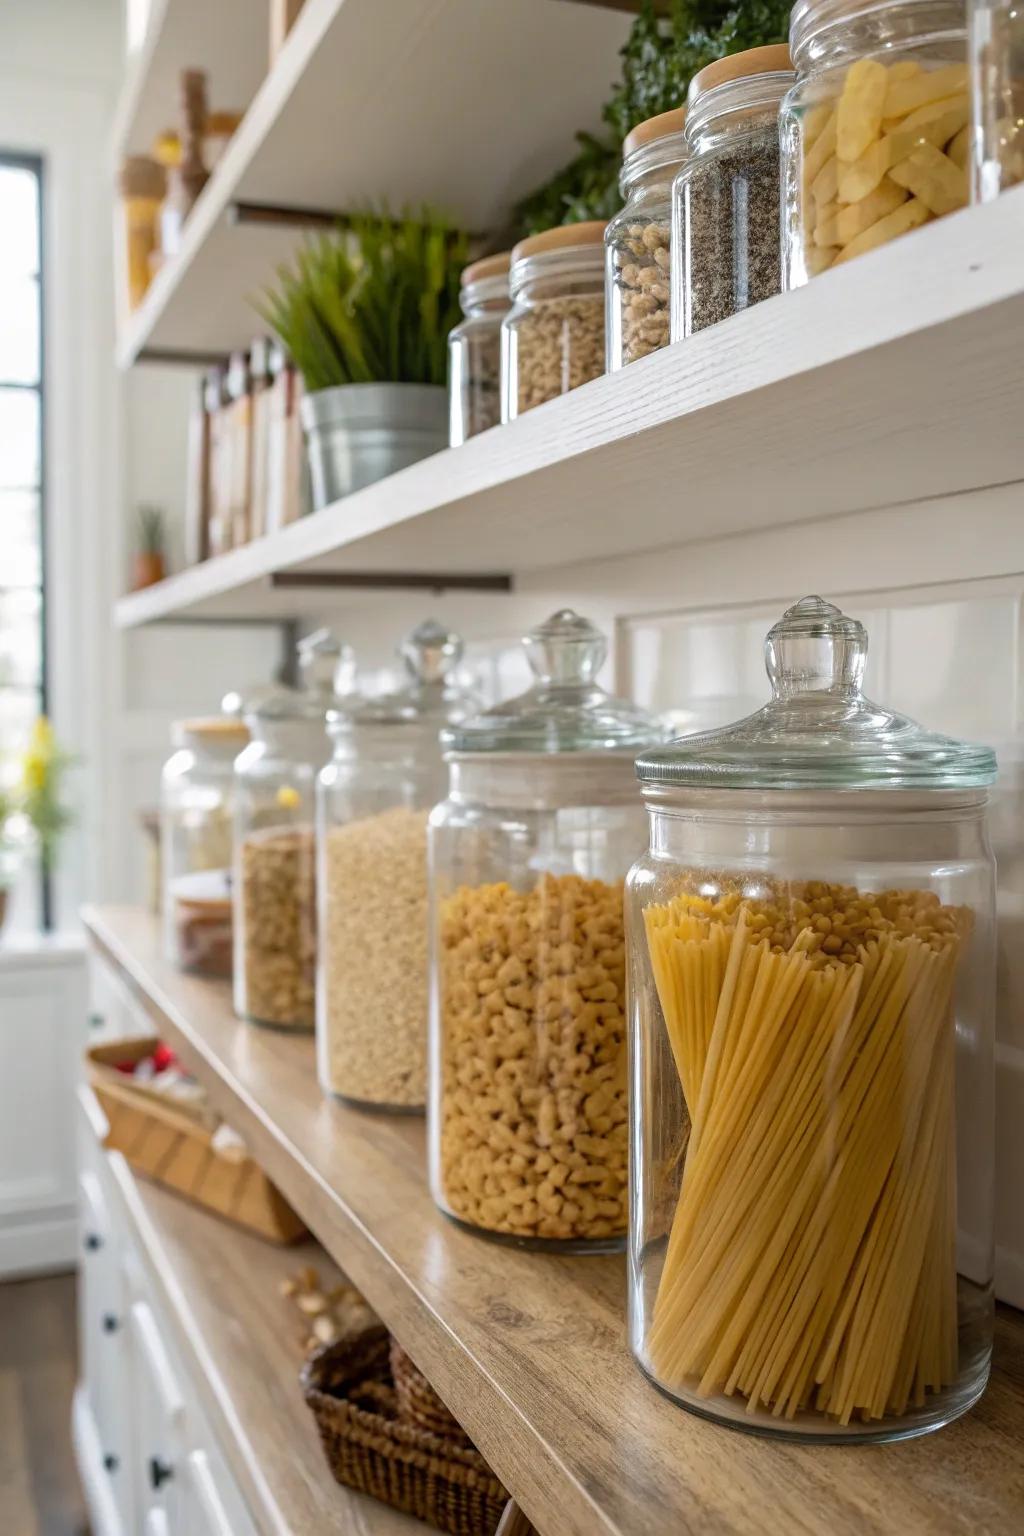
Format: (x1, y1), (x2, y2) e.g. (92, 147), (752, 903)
(0, 1272), (88, 1536)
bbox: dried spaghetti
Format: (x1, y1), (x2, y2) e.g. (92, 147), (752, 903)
(642, 880), (968, 1426)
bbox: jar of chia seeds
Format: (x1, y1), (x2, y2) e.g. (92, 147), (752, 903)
(671, 44), (794, 338)
(448, 251), (510, 445)
(605, 108), (687, 369)
(781, 0), (968, 286)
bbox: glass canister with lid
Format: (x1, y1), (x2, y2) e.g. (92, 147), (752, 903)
(317, 621), (479, 1111)
(781, 0), (969, 286)
(428, 610), (665, 1251)
(626, 596), (996, 1440)
(448, 251), (511, 445)
(161, 715), (250, 977)
(233, 630), (355, 1032)
(970, 0), (1024, 198)
(671, 45), (795, 338)
(605, 108), (687, 369)
(501, 222), (607, 421)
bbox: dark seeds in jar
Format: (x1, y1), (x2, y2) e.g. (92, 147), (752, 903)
(684, 138), (782, 333)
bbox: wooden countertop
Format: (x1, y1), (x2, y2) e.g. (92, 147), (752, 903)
(84, 905), (1024, 1536)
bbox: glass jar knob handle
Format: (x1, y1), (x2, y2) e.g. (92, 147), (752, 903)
(764, 595), (867, 699)
(523, 609), (607, 686)
(400, 619), (463, 683)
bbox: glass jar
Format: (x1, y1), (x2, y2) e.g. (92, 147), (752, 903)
(501, 222), (606, 421)
(448, 251), (510, 445)
(317, 621), (479, 1111)
(626, 596), (996, 1441)
(428, 610), (664, 1251)
(118, 155), (166, 310)
(671, 46), (794, 338)
(781, 0), (969, 286)
(234, 631), (354, 1032)
(161, 716), (250, 976)
(606, 108), (687, 369)
(970, 0), (1024, 197)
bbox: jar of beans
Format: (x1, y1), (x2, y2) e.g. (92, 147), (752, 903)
(627, 596), (996, 1441)
(671, 45), (795, 337)
(233, 630), (353, 1033)
(427, 610), (665, 1251)
(605, 108), (687, 369)
(782, 0), (968, 286)
(500, 222), (606, 420)
(448, 251), (510, 445)
(317, 621), (479, 1112)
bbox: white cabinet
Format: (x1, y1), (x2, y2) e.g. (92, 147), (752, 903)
(74, 1088), (261, 1536)
(0, 937), (86, 1276)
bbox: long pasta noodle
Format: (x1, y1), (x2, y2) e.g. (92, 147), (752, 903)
(642, 879), (969, 1425)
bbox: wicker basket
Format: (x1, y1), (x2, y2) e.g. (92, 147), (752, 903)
(389, 1336), (467, 1441)
(302, 1327), (508, 1536)
(87, 1036), (305, 1245)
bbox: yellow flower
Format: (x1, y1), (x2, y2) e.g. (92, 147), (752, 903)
(21, 718), (56, 794)
(23, 755), (48, 792)
(28, 717), (55, 759)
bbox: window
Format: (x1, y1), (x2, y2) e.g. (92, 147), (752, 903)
(0, 154), (47, 928)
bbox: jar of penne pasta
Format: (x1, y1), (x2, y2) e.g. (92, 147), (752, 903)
(781, 0), (969, 285)
(626, 595), (996, 1441)
(427, 610), (664, 1250)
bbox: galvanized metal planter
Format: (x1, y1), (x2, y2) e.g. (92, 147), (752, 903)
(300, 383), (447, 509)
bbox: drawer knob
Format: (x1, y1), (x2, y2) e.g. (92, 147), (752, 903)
(149, 1456), (174, 1491)
(102, 1312), (120, 1334)
(103, 1453), (119, 1474)
(88, 1011), (106, 1031)
(83, 1231), (102, 1252)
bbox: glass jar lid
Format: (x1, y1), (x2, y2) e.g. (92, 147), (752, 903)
(635, 596), (996, 790)
(247, 628), (356, 724)
(172, 716), (250, 755)
(330, 619), (477, 732)
(509, 221), (607, 300)
(621, 106), (688, 189)
(444, 609), (662, 755)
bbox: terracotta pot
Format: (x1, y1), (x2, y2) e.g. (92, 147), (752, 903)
(133, 551), (166, 589)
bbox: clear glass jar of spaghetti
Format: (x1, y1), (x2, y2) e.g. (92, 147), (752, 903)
(970, 0), (1024, 198)
(501, 222), (606, 420)
(448, 251), (510, 444)
(605, 108), (687, 368)
(317, 621), (479, 1112)
(428, 611), (663, 1251)
(626, 596), (996, 1441)
(781, 0), (969, 286)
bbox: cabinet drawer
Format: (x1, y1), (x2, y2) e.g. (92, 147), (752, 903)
(184, 1449), (258, 1536)
(130, 1299), (187, 1530)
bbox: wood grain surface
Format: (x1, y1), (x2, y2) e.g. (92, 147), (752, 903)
(85, 904), (1024, 1536)
(100, 1108), (425, 1535)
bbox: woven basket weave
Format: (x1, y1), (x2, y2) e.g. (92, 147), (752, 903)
(389, 1336), (467, 1441)
(302, 1327), (508, 1536)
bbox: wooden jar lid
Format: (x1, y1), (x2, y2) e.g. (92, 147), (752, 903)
(511, 220), (608, 265)
(688, 43), (794, 105)
(623, 106), (686, 158)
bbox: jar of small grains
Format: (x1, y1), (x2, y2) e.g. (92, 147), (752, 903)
(627, 595), (996, 1440)
(427, 610), (665, 1251)
(233, 630), (355, 1033)
(781, 0), (968, 286)
(317, 621), (479, 1111)
(671, 44), (794, 337)
(501, 222), (606, 421)
(606, 107), (687, 369)
(448, 251), (510, 444)
(160, 715), (250, 976)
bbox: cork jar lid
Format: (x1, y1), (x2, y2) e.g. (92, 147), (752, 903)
(623, 105), (687, 158)
(511, 220), (608, 265)
(119, 155), (166, 199)
(460, 250), (511, 288)
(688, 43), (793, 105)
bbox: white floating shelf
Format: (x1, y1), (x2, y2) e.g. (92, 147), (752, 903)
(116, 0), (631, 367)
(115, 190), (1024, 627)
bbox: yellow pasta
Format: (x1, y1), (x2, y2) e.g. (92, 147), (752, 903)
(642, 879), (968, 1426)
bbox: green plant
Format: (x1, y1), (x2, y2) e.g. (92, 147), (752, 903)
(257, 211), (470, 393)
(514, 0), (792, 234)
(137, 504), (165, 556)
